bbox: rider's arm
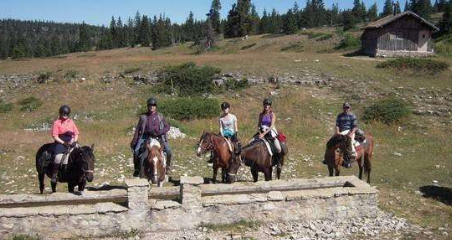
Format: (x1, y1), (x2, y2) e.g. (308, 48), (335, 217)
(159, 116), (170, 135)
(335, 115), (341, 135)
(71, 121), (80, 143)
(219, 119), (224, 136)
(335, 126), (341, 135)
(130, 116), (144, 148)
(53, 136), (66, 145)
(349, 115), (358, 135)
(234, 116), (238, 133)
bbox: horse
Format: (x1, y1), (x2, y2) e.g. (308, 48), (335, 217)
(142, 139), (166, 187)
(197, 132), (241, 183)
(324, 133), (374, 184)
(241, 138), (287, 182)
(35, 143), (95, 194)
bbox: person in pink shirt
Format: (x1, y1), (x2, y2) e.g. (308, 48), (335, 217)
(50, 105), (79, 184)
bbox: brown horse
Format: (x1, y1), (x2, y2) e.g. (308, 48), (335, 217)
(142, 139), (166, 187)
(324, 133), (374, 183)
(241, 139), (286, 182)
(36, 143), (96, 193)
(197, 132), (241, 183)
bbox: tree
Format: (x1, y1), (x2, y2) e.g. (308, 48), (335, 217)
(382, 0), (394, 17)
(395, 1), (402, 14)
(342, 10), (357, 31)
(109, 17), (117, 48)
(439, 1), (452, 35)
(352, 0), (367, 22)
(259, 9), (270, 34)
(405, 0), (411, 11)
(283, 9), (298, 34)
(138, 15), (151, 47)
(368, 3), (379, 22)
(268, 8), (283, 34)
(77, 22), (91, 52)
(410, 0), (433, 19)
(250, 4), (260, 34)
(208, 0), (222, 34)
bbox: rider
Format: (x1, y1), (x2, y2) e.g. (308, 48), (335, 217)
(219, 102), (240, 154)
(130, 97), (172, 177)
(335, 102), (358, 168)
(258, 98), (282, 162)
(50, 105), (79, 184)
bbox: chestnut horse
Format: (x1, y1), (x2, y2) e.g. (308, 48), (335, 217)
(36, 143), (96, 193)
(197, 132), (241, 183)
(142, 139), (166, 187)
(241, 139), (286, 182)
(324, 133), (374, 183)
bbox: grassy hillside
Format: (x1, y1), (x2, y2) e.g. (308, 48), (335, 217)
(1, 29), (452, 238)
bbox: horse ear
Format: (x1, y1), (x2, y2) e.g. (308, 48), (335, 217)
(91, 144), (95, 151)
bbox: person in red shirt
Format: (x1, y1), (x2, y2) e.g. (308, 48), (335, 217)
(50, 105), (79, 184)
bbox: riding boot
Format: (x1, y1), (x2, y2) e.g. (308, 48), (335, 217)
(50, 163), (60, 184)
(165, 154), (172, 174)
(133, 154), (140, 177)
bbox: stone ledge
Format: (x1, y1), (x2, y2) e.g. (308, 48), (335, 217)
(202, 193), (267, 206)
(0, 202), (127, 218)
(150, 200), (181, 210)
(125, 179), (149, 188)
(180, 176), (204, 186)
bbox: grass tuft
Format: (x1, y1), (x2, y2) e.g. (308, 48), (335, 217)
(123, 67), (141, 74)
(363, 96), (411, 124)
(0, 101), (13, 113)
(18, 97), (43, 112)
(376, 58), (449, 74)
(281, 42), (304, 52)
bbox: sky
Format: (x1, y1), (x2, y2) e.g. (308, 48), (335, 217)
(0, 0), (406, 26)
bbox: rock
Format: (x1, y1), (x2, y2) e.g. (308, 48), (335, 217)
(393, 152), (402, 157)
(167, 127), (186, 140)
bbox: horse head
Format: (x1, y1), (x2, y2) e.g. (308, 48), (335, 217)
(74, 144), (96, 182)
(226, 154), (242, 183)
(326, 134), (352, 162)
(197, 132), (214, 157)
(147, 144), (164, 185)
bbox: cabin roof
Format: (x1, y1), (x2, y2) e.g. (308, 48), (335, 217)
(363, 11), (439, 31)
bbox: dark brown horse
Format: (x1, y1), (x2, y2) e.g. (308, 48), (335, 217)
(324, 133), (374, 183)
(197, 132), (241, 183)
(142, 139), (166, 187)
(36, 143), (96, 193)
(241, 139), (286, 182)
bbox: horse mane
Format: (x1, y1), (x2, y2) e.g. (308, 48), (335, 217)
(327, 134), (345, 149)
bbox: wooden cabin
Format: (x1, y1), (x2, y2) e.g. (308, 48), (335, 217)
(361, 11), (439, 57)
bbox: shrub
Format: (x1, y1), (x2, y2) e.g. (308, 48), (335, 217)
(124, 67), (141, 74)
(159, 98), (219, 120)
(158, 62), (221, 96)
(37, 71), (52, 83)
(18, 97), (43, 112)
(335, 34), (361, 50)
(281, 42), (304, 52)
(0, 101), (13, 113)
(64, 69), (78, 79)
(223, 78), (249, 91)
(12, 235), (41, 240)
(363, 97), (411, 124)
(241, 43), (257, 50)
(316, 34), (333, 41)
(376, 58), (449, 74)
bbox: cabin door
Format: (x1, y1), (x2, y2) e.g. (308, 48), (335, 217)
(418, 30), (429, 52)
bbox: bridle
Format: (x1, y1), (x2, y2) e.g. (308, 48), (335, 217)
(199, 134), (216, 154)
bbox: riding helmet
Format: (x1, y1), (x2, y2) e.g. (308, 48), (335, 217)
(59, 105), (71, 116)
(263, 98), (272, 106)
(343, 102), (351, 109)
(221, 102), (230, 110)
(147, 97), (158, 107)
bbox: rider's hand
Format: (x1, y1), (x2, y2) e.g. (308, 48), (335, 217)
(63, 142), (70, 147)
(259, 133), (264, 139)
(70, 142), (77, 148)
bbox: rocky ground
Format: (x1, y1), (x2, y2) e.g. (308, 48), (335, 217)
(133, 211), (438, 240)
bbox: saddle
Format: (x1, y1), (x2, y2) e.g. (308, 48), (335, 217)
(221, 137), (234, 153)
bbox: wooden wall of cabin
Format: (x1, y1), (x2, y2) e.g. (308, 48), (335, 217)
(376, 15), (434, 52)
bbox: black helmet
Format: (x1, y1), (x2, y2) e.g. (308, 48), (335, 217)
(147, 98), (158, 107)
(221, 102), (230, 110)
(263, 98), (272, 106)
(59, 105), (71, 116)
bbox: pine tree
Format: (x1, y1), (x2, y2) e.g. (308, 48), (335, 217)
(395, 1), (402, 14)
(410, 0), (433, 19)
(138, 15), (151, 47)
(439, 1), (452, 35)
(250, 4), (260, 34)
(209, 0), (222, 34)
(330, 3), (341, 26)
(352, 0), (367, 22)
(342, 10), (357, 31)
(283, 9), (298, 34)
(259, 9), (270, 34)
(382, 0), (394, 16)
(224, 4), (239, 37)
(77, 22), (91, 52)
(236, 0), (253, 36)
(405, 0), (411, 11)
(368, 3), (379, 21)
(109, 17), (117, 48)
(268, 8), (282, 34)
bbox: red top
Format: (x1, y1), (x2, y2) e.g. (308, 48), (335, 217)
(51, 118), (79, 137)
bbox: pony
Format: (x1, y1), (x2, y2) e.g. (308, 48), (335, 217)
(142, 139), (166, 187)
(36, 143), (95, 193)
(197, 132), (241, 183)
(240, 139), (287, 182)
(324, 133), (374, 183)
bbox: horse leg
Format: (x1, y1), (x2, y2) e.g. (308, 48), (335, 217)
(68, 182), (75, 193)
(276, 165), (282, 180)
(51, 181), (57, 193)
(212, 166), (218, 184)
(358, 157), (364, 180)
(365, 154), (372, 184)
(251, 167), (258, 182)
(78, 180), (86, 192)
(221, 168), (226, 183)
(335, 166), (341, 177)
(38, 172), (45, 194)
(264, 168), (273, 181)
(328, 165), (334, 177)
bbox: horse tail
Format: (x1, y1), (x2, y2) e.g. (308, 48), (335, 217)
(364, 134), (374, 175)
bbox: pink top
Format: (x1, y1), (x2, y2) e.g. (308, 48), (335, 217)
(51, 118), (79, 137)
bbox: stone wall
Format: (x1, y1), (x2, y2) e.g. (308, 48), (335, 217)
(0, 176), (378, 238)
(375, 49), (435, 58)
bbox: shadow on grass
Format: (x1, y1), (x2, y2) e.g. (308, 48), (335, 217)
(342, 50), (368, 57)
(419, 185), (452, 206)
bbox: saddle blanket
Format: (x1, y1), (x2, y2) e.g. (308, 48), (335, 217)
(222, 137), (233, 153)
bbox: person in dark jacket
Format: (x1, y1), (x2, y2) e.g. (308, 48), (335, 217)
(130, 98), (172, 177)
